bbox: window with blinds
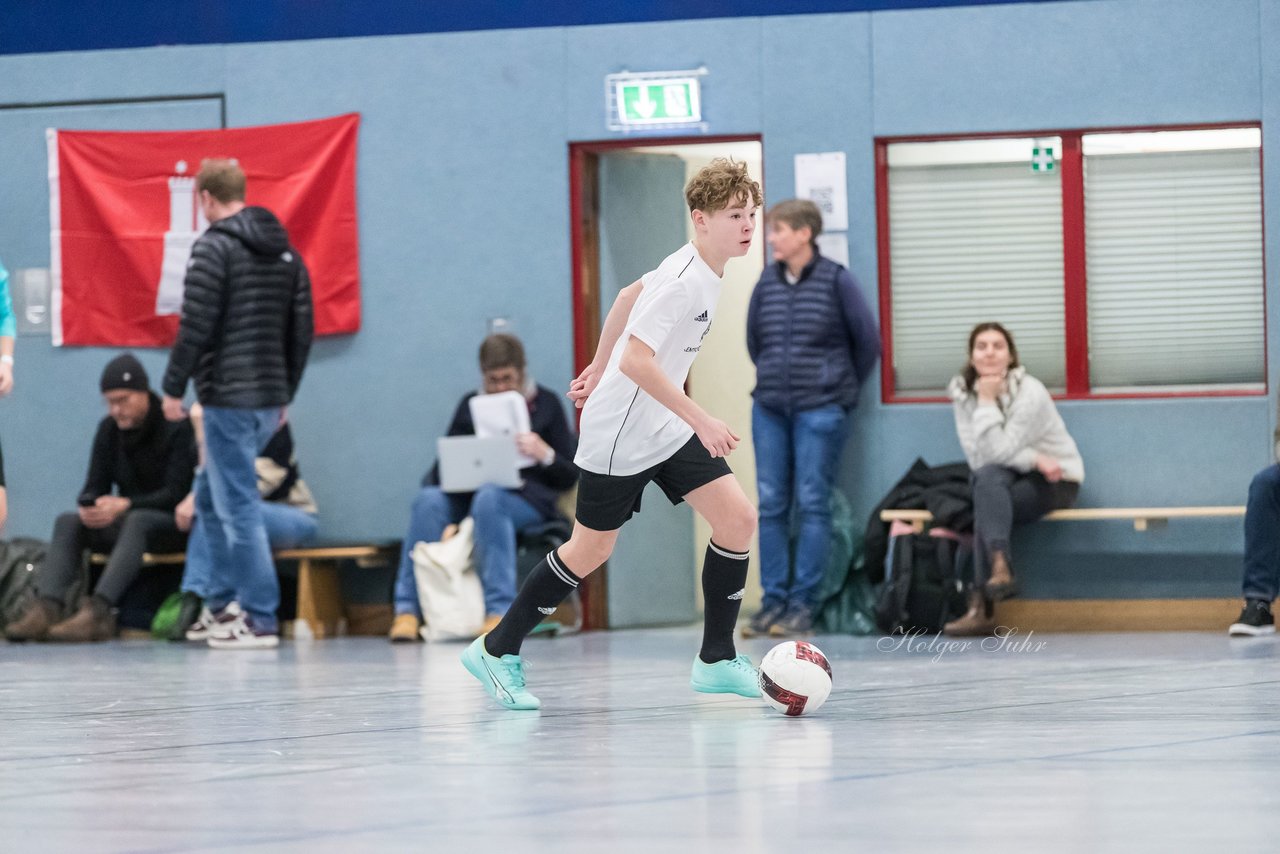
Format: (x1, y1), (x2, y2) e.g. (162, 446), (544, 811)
(1082, 130), (1263, 391)
(886, 138), (1065, 396)
(880, 126), (1265, 400)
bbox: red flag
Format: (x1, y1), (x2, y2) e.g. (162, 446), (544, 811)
(48, 113), (360, 346)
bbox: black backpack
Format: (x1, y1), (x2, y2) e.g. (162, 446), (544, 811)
(0, 538), (48, 630)
(874, 533), (968, 635)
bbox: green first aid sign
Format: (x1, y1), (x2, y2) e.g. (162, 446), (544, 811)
(615, 78), (701, 125)
(1031, 146), (1056, 173)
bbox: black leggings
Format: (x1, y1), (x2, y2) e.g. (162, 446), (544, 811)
(971, 464), (1079, 586)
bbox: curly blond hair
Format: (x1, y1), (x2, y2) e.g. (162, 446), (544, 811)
(684, 158), (762, 213)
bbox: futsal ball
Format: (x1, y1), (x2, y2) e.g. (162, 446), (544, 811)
(759, 640), (833, 717)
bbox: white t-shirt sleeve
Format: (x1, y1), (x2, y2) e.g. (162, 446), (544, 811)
(626, 278), (696, 355)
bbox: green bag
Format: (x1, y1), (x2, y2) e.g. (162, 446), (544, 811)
(813, 490), (878, 636)
(150, 591), (184, 639)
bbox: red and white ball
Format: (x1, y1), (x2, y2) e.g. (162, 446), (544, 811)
(759, 641), (833, 717)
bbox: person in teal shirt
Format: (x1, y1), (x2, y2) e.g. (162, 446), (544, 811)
(0, 258), (15, 397)
(0, 257), (12, 531)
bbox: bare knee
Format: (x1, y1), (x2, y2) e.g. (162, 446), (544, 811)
(557, 529), (616, 576)
(712, 503), (757, 553)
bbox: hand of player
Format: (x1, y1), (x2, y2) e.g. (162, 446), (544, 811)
(0, 361), (13, 397)
(174, 492), (196, 532)
(568, 364), (602, 409)
(693, 414), (739, 458)
(1035, 453), (1063, 483)
(162, 394), (187, 422)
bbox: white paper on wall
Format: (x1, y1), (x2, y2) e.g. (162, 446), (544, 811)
(815, 232), (850, 269)
(794, 152), (849, 232)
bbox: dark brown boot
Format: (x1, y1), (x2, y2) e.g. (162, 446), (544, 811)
(4, 597), (63, 642)
(944, 589), (995, 637)
(47, 596), (117, 643)
(985, 550), (1019, 601)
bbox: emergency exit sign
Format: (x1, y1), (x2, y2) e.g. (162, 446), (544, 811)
(612, 75), (702, 127)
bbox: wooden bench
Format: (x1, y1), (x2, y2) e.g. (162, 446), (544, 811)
(879, 506), (1248, 631)
(881, 505), (1246, 533)
(90, 542), (399, 638)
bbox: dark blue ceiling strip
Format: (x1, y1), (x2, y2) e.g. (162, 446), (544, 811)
(1, 0), (1074, 57)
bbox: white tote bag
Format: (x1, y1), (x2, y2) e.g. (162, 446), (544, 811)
(412, 516), (485, 641)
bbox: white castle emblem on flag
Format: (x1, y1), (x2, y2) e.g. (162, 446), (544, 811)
(154, 160), (210, 316)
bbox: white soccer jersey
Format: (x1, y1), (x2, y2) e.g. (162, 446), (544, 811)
(575, 242), (723, 476)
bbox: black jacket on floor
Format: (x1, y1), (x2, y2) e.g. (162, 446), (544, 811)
(864, 458), (972, 583)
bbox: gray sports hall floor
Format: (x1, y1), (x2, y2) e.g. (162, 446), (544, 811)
(3, 626), (1278, 853)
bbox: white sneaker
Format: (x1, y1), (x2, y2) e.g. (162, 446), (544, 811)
(207, 614), (279, 650)
(184, 605), (221, 641)
(197, 602), (242, 641)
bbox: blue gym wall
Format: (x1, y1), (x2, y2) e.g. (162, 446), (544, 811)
(0, 0), (1273, 605)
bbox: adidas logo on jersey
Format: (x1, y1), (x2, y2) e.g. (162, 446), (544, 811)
(694, 310), (709, 322)
(537, 606), (557, 615)
(727, 589), (745, 600)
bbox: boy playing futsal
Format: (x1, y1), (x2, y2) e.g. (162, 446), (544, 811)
(462, 158), (763, 710)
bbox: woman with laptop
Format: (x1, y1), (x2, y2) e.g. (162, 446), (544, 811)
(389, 333), (578, 642)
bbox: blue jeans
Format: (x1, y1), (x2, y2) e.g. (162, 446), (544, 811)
(393, 484), (543, 618)
(752, 402), (849, 610)
(182, 471), (319, 600)
(199, 406), (282, 632)
(1243, 464), (1280, 602)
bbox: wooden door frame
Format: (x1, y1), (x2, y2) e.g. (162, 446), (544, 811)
(567, 134), (762, 630)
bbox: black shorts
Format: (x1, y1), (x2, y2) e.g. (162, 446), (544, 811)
(575, 435), (732, 532)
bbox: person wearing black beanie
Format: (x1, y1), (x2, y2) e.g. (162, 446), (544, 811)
(4, 353), (196, 643)
(99, 353), (150, 394)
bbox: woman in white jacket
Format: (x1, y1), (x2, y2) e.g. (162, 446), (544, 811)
(946, 322), (1083, 635)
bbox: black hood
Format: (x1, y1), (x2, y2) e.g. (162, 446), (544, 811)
(210, 206), (290, 256)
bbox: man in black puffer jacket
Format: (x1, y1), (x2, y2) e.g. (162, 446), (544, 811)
(161, 158), (313, 649)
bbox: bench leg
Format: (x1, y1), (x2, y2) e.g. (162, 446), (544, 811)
(296, 558), (345, 639)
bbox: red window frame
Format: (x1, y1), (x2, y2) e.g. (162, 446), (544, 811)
(875, 122), (1268, 404)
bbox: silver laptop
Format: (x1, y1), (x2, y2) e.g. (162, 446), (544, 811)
(436, 435), (522, 493)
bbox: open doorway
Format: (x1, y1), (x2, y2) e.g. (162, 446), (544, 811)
(569, 136), (765, 630)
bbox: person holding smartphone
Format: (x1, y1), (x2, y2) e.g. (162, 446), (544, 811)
(4, 354), (195, 642)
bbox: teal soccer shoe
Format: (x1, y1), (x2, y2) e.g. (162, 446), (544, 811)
(690, 654), (761, 698)
(461, 636), (541, 711)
